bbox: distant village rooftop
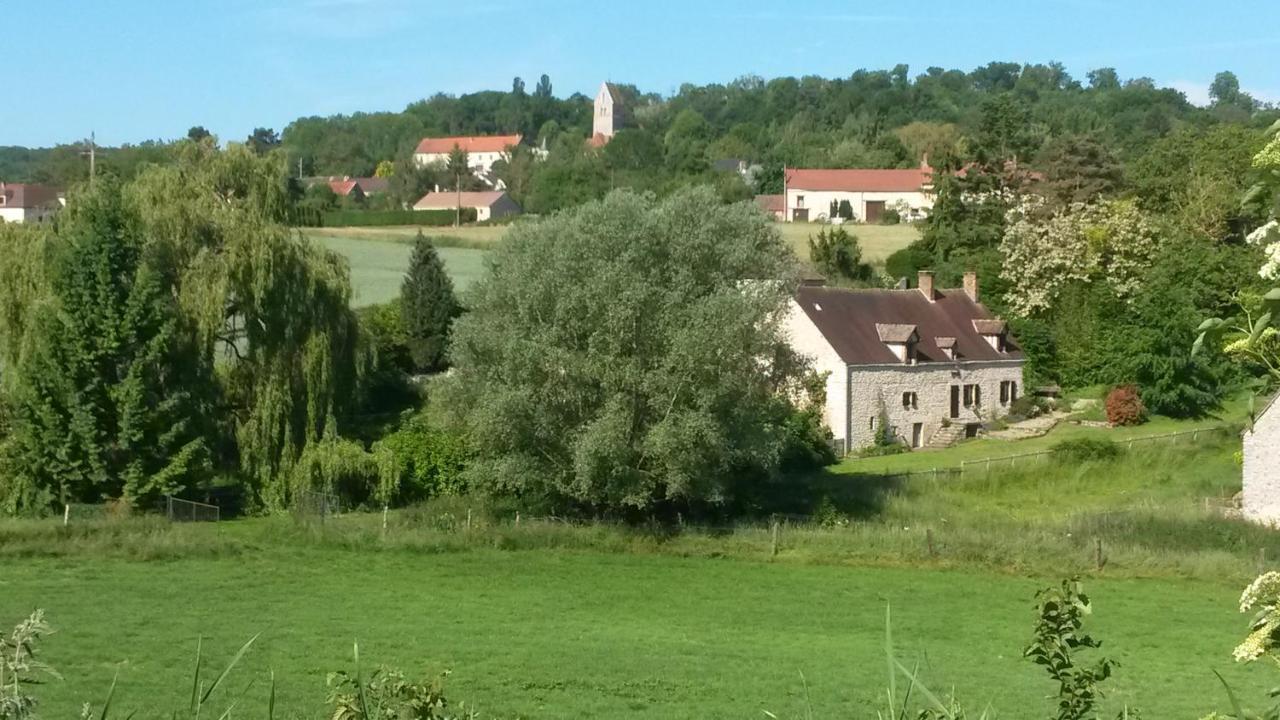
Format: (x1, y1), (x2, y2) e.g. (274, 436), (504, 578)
(414, 135), (522, 155)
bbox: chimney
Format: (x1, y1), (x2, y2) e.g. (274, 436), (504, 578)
(963, 271), (978, 302)
(918, 270), (935, 302)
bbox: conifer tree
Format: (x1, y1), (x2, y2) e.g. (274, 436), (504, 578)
(400, 231), (460, 372)
(3, 181), (210, 512)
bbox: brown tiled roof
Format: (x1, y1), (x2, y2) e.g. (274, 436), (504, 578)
(875, 323), (918, 343)
(786, 167), (932, 193)
(754, 194), (784, 212)
(0, 183), (60, 209)
(413, 191), (510, 210)
(794, 285), (1022, 365)
(415, 135), (521, 155)
(972, 319), (1007, 335)
(352, 177), (389, 194)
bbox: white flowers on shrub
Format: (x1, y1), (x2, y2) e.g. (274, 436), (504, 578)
(999, 198), (1162, 316)
(1234, 571), (1280, 663)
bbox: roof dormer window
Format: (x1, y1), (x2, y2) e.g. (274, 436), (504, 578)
(972, 319), (1007, 352)
(876, 323), (919, 365)
(935, 336), (956, 360)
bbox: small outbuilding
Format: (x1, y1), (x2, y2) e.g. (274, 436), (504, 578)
(412, 190), (521, 222)
(1243, 395), (1280, 525)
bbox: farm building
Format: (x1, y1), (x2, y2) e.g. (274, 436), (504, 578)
(784, 271), (1025, 454)
(0, 182), (62, 224)
(326, 179), (364, 201)
(783, 161), (934, 223)
(413, 190), (521, 222)
(1243, 395), (1280, 525)
(413, 135), (523, 179)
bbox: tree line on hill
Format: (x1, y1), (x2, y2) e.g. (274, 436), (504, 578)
(4, 64), (1276, 215)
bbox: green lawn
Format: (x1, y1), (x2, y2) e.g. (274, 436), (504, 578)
(302, 225), (509, 248)
(836, 394), (1251, 475)
(0, 539), (1266, 719)
(776, 222), (919, 265)
(310, 234), (490, 306)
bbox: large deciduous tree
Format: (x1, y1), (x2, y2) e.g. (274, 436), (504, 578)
(1, 181), (211, 513)
(441, 187), (817, 514)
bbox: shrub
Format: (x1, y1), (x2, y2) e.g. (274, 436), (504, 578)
(1007, 394), (1043, 421)
(1105, 385), (1146, 426)
(375, 412), (470, 502)
(808, 226), (871, 282)
(880, 208), (901, 225)
(1051, 437), (1122, 463)
(884, 243), (932, 284)
(320, 208), (477, 227)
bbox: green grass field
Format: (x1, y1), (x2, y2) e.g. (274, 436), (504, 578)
(0, 534), (1267, 719)
(777, 222), (919, 265)
(310, 234), (490, 306)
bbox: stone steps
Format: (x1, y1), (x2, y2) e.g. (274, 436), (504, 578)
(924, 423), (968, 449)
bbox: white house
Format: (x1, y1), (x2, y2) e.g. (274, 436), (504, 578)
(784, 161), (935, 223)
(784, 271), (1025, 454)
(413, 135), (523, 179)
(1243, 396), (1280, 525)
(0, 183), (62, 224)
(588, 82), (626, 147)
(413, 190), (521, 222)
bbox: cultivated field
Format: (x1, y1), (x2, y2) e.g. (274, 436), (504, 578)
(0, 524), (1267, 719)
(310, 233), (490, 306)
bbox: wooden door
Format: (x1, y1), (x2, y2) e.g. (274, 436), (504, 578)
(865, 200), (886, 223)
(911, 423), (923, 449)
(950, 385), (960, 418)
(791, 208), (809, 222)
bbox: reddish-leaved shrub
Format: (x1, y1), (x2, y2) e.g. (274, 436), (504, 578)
(1105, 385), (1146, 426)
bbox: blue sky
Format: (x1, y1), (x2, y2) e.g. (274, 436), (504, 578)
(5, 0), (1278, 148)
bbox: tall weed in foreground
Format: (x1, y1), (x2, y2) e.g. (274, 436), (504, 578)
(0, 611), (58, 720)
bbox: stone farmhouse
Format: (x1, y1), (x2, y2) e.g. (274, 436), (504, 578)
(784, 161), (935, 223)
(0, 182), (62, 224)
(785, 271), (1025, 454)
(1243, 395), (1280, 525)
(413, 190), (521, 222)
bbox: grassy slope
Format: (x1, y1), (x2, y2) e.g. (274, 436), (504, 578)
(836, 395), (1250, 475)
(1, 542), (1264, 719)
(310, 234), (489, 306)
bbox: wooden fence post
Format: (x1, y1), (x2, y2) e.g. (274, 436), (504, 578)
(63, 504), (70, 526)
(1095, 538), (1105, 570)
(382, 504), (388, 535)
(515, 511), (520, 526)
(1259, 547), (1268, 574)
(770, 517), (780, 558)
(466, 508), (472, 531)
(926, 528), (936, 558)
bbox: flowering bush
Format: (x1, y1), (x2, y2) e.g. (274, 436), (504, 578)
(1104, 385), (1145, 426)
(1234, 571), (1280, 663)
(999, 198), (1162, 316)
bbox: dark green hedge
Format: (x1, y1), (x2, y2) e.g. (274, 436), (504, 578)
(319, 208), (477, 227)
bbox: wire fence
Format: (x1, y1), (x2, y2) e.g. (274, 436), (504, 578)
(165, 496), (221, 522)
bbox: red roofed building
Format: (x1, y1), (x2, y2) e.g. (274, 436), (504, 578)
(783, 159), (936, 223)
(413, 135), (523, 180)
(0, 182), (62, 224)
(327, 179), (364, 200)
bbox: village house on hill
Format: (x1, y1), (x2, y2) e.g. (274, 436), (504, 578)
(1243, 395), (1280, 525)
(784, 160), (935, 223)
(413, 190), (521, 222)
(785, 271), (1025, 454)
(0, 182), (62, 224)
(413, 135), (524, 183)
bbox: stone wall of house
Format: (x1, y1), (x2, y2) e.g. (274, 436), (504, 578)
(846, 361), (1024, 451)
(782, 300), (849, 451)
(1243, 400), (1280, 525)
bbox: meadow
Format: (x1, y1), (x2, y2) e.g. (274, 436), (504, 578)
(303, 221), (919, 308)
(1, 429), (1272, 719)
(310, 233), (490, 306)
(0, 524), (1269, 720)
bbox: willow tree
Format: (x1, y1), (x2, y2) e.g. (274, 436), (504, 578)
(125, 142), (370, 510)
(1, 181), (211, 513)
(441, 188), (809, 514)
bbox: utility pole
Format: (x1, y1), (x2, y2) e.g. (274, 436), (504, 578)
(80, 132), (97, 184)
